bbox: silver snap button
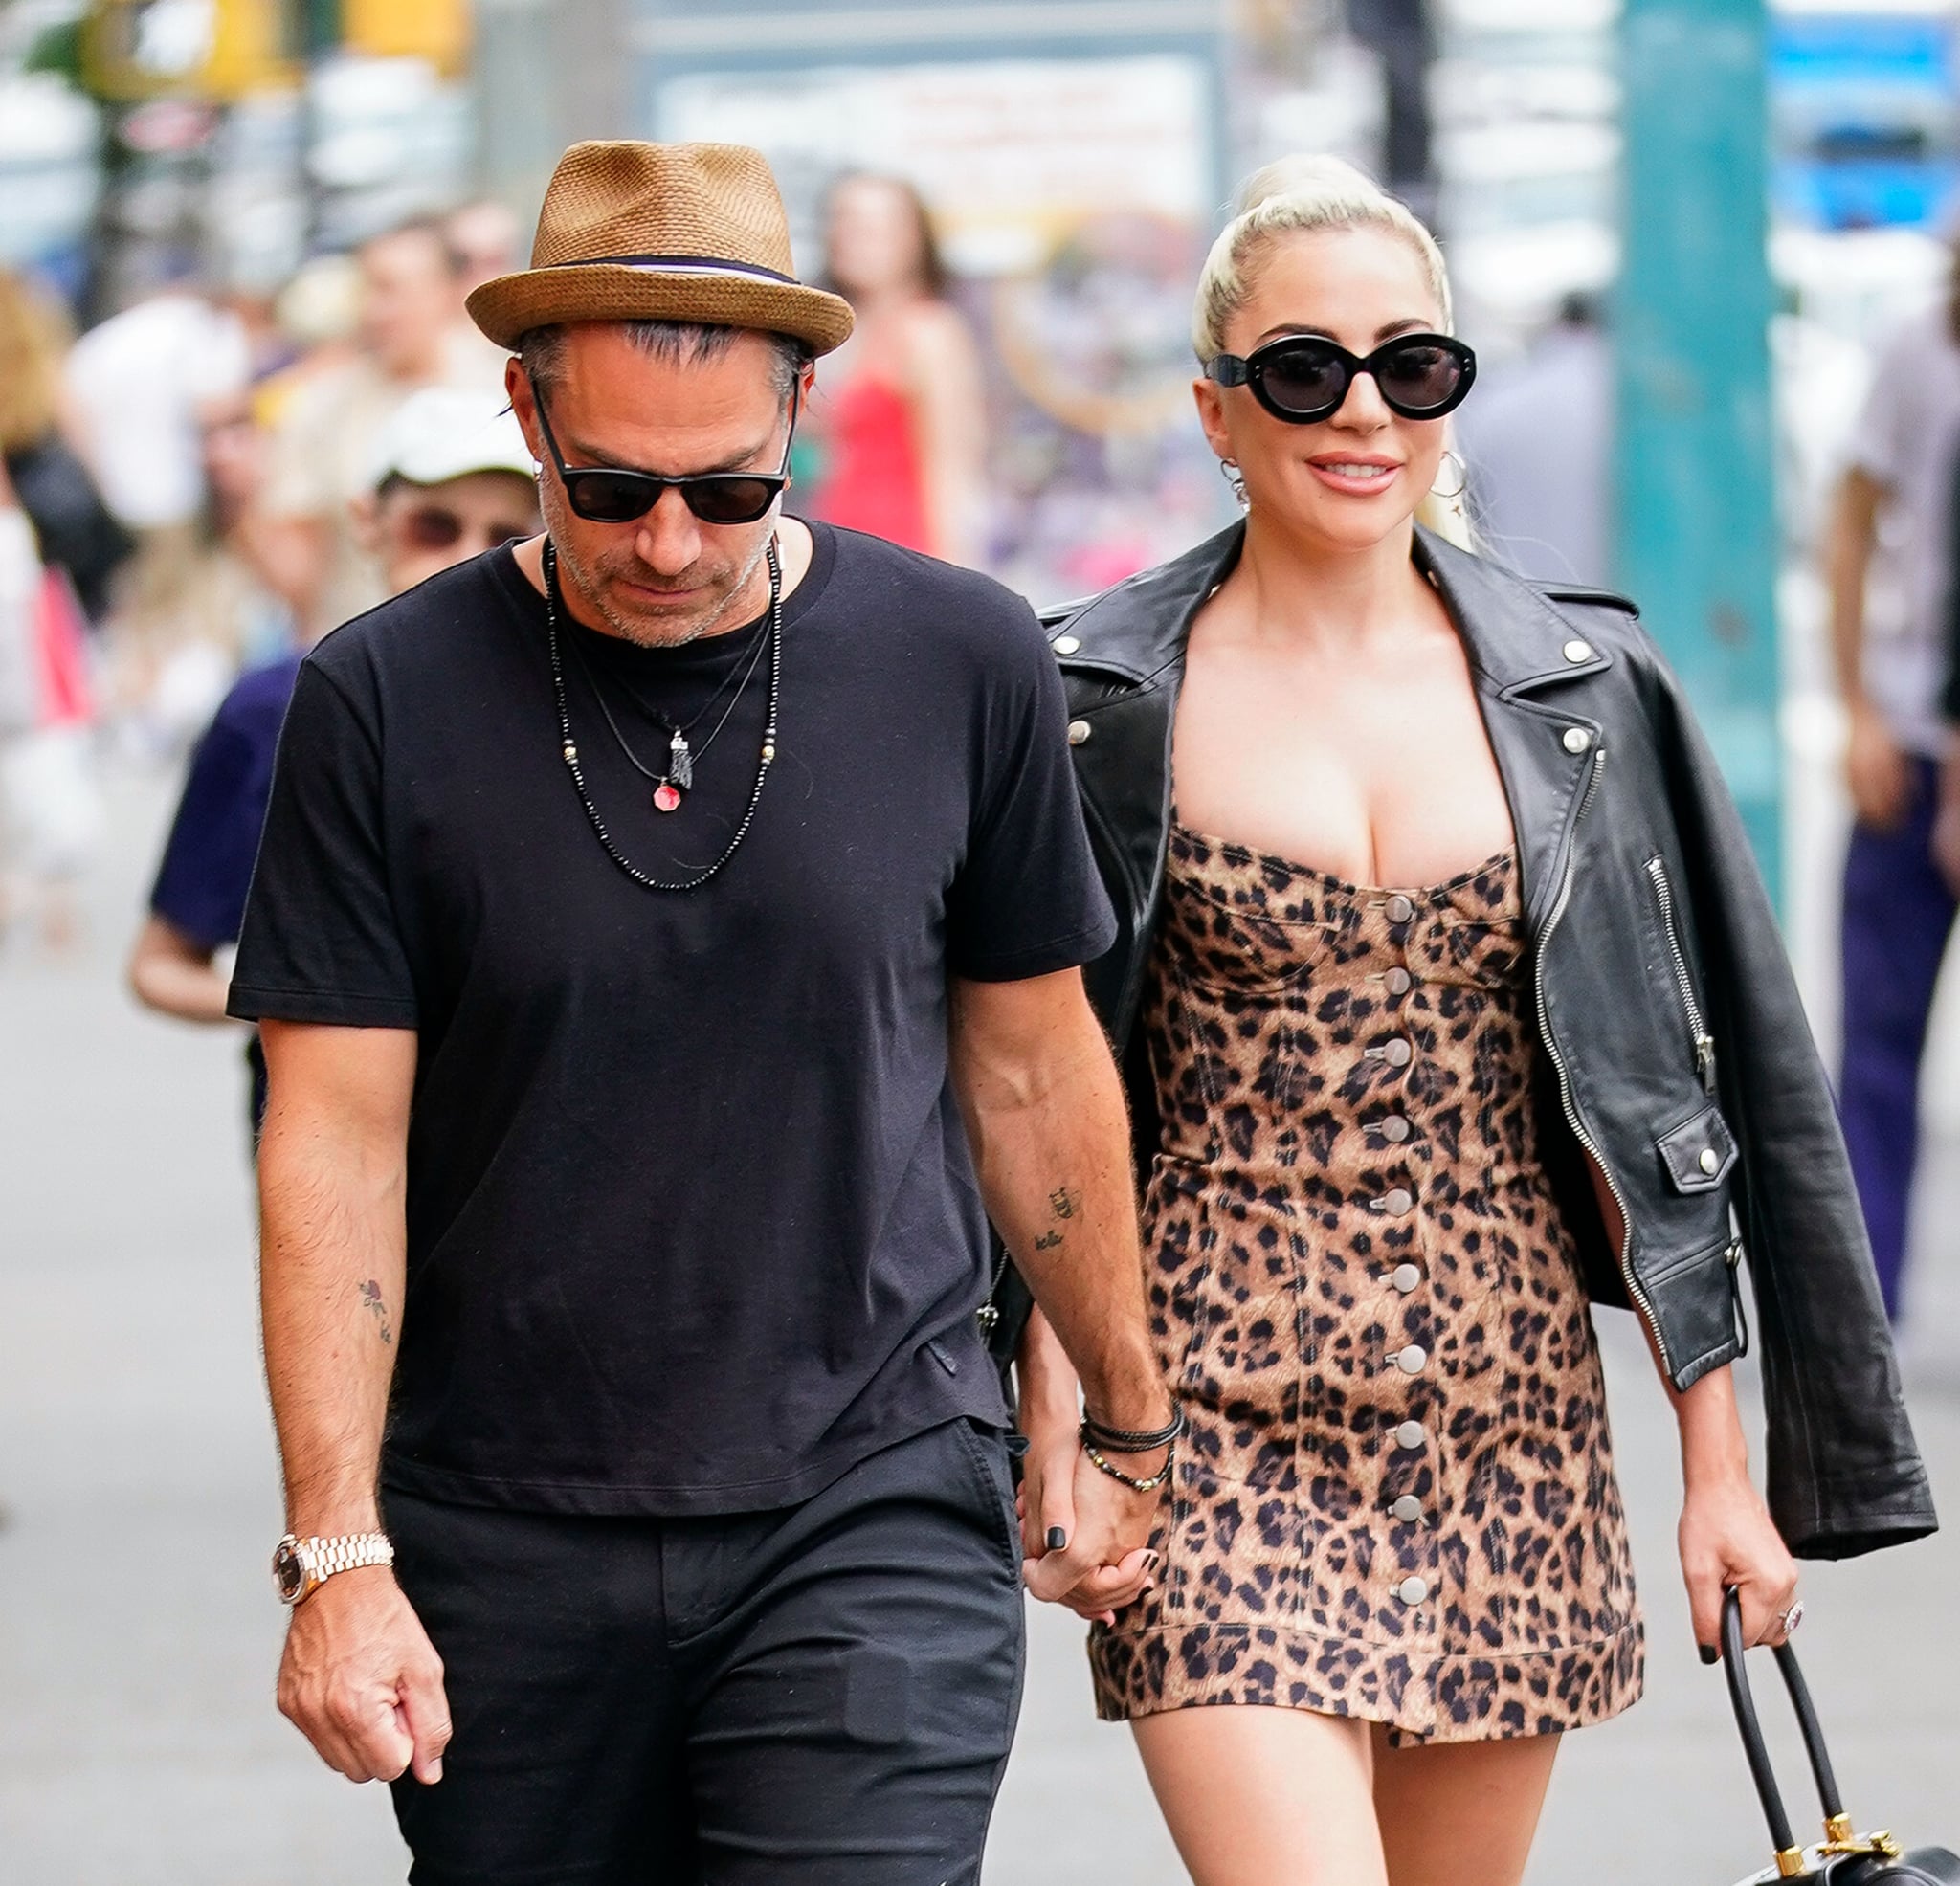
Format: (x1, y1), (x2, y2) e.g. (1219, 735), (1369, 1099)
(1392, 1496), (1424, 1523)
(1394, 1420), (1426, 1451)
(1380, 1187), (1414, 1216)
(1698, 1146), (1720, 1175)
(1067, 720), (1091, 746)
(1379, 1114), (1412, 1143)
(1384, 893), (1415, 923)
(1394, 1343), (1428, 1375)
(1052, 633), (1081, 655)
(1392, 1261), (1422, 1294)
(1382, 1038), (1413, 1069)
(1563, 638), (1593, 664)
(1562, 726), (1592, 755)
(1396, 1575), (1430, 1606)
(1386, 966), (1413, 995)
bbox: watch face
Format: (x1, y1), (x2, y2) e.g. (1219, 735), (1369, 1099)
(273, 1539), (307, 1602)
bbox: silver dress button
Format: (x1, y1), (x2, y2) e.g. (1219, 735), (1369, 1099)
(1385, 966), (1413, 995)
(1384, 893), (1415, 923)
(1379, 1114), (1412, 1143)
(1392, 1261), (1422, 1294)
(1562, 726), (1592, 755)
(1394, 1420), (1426, 1451)
(1563, 638), (1593, 664)
(1052, 633), (1082, 655)
(1067, 719), (1091, 746)
(1394, 1343), (1428, 1375)
(1699, 1146), (1720, 1175)
(1383, 1037), (1413, 1069)
(1396, 1575), (1430, 1606)
(1380, 1187), (1414, 1216)
(1392, 1495), (1425, 1523)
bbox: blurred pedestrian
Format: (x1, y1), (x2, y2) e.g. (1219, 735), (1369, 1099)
(1824, 263), (1960, 1323)
(256, 219), (504, 638)
(1457, 291), (1612, 585)
(0, 269), (133, 625)
(445, 198), (522, 297)
(805, 171), (988, 563)
(128, 388), (538, 1128)
(230, 139), (1167, 1881)
(1019, 154), (1927, 1886)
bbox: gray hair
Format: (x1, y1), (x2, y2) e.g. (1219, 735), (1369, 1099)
(1192, 155), (1454, 362)
(516, 321), (810, 402)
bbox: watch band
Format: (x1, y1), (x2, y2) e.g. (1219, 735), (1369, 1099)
(274, 1530), (395, 1605)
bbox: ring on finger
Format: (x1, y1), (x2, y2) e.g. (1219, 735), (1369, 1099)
(1777, 1598), (1806, 1636)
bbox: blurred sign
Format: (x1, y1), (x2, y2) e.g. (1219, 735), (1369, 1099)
(646, 5), (1233, 599)
(81, 0), (295, 102)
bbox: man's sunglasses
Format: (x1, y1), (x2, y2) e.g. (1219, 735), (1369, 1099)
(1205, 332), (1477, 425)
(531, 386), (797, 526)
(397, 504), (538, 554)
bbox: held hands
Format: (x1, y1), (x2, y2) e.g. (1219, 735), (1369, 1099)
(1679, 1465), (1801, 1662)
(1016, 1391), (1163, 1624)
(278, 1566), (451, 1785)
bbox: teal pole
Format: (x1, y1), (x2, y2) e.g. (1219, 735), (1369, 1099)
(1616, 0), (1781, 899)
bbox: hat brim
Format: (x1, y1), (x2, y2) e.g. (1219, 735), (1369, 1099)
(466, 264), (855, 356)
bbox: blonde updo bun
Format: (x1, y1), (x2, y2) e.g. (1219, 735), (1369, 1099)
(1192, 155), (1454, 362)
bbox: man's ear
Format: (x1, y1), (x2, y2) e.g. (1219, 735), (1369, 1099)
(506, 357), (544, 464)
(349, 489), (382, 556)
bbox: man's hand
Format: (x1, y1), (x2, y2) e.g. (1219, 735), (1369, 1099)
(1847, 699), (1910, 832)
(278, 1567), (450, 1785)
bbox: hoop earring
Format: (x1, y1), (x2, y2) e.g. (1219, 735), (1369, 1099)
(1433, 448), (1467, 500)
(1221, 457), (1248, 510)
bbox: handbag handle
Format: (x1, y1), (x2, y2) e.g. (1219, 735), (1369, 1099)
(1721, 1587), (1853, 1872)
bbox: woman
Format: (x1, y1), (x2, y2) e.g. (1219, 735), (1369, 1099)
(804, 172), (988, 564)
(1013, 157), (1931, 1885)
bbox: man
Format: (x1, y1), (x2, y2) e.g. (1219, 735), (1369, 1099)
(129, 388), (540, 1130)
(1826, 271), (1960, 1324)
(256, 219), (505, 638)
(229, 141), (1172, 1882)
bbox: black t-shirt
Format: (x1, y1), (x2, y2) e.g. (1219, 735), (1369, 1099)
(229, 524), (1114, 1516)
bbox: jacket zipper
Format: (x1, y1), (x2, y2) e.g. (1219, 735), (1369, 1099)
(1532, 748), (1672, 1375)
(1645, 854), (1718, 1095)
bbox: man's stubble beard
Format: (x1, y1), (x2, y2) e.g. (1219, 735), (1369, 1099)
(542, 482), (777, 651)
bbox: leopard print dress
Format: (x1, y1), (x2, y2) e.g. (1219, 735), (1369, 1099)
(1088, 825), (1644, 1745)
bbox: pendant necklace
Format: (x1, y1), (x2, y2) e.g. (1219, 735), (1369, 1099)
(545, 536), (781, 894)
(561, 581), (771, 813)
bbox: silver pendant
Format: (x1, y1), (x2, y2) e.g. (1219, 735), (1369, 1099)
(668, 730), (694, 791)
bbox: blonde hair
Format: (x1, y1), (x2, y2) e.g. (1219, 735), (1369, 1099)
(0, 270), (71, 455)
(1193, 156), (1472, 548)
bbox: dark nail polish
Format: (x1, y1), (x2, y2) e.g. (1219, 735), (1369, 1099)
(1046, 1525), (1067, 1552)
(1699, 1645), (1719, 1666)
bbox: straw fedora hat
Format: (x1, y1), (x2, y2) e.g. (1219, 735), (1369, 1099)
(467, 141), (855, 356)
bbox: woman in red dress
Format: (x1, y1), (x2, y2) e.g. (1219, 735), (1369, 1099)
(806, 173), (988, 565)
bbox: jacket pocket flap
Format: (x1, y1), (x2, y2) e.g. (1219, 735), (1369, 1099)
(1657, 1105), (1738, 1193)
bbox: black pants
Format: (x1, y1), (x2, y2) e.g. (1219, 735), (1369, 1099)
(385, 1418), (1025, 1884)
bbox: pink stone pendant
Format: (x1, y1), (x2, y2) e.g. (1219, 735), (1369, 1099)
(653, 782), (683, 813)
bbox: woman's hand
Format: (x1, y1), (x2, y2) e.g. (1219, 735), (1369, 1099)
(1667, 1363), (1800, 1658)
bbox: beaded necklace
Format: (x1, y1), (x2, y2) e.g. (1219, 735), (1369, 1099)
(544, 537), (781, 895)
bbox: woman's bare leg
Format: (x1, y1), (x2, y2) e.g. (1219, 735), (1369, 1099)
(1370, 1726), (1561, 1886)
(1132, 1707), (1389, 1886)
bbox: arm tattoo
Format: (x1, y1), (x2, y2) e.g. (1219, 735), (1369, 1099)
(1049, 1187), (1080, 1220)
(1034, 1230), (1063, 1250)
(358, 1279), (394, 1346)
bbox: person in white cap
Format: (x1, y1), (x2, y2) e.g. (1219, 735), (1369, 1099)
(128, 388), (538, 1128)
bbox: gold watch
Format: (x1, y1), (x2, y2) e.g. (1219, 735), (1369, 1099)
(272, 1531), (394, 1606)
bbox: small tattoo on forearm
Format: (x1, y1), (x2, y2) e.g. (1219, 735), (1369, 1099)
(1049, 1187), (1080, 1220)
(1034, 1230), (1063, 1250)
(358, 1279), (393, 1346)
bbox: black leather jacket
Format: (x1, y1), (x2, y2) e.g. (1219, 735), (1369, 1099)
(1037, 521), (1933, 1563)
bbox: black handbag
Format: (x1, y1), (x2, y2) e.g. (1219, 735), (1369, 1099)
(1722, 1588), (1958, 1883)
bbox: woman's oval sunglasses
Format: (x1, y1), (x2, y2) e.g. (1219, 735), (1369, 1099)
(532, 384), (798, 526)
(1205, 332), (1477, 425)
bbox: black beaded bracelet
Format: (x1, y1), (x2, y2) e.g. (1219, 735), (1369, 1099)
(1080, 1427), (1177, 1494)
(1081, 1405), (1187, 1454)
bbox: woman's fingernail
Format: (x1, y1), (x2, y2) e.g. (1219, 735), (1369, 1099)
(1699, 1646), (1719, 1666)
(1046, 1525), (1067, 1552)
